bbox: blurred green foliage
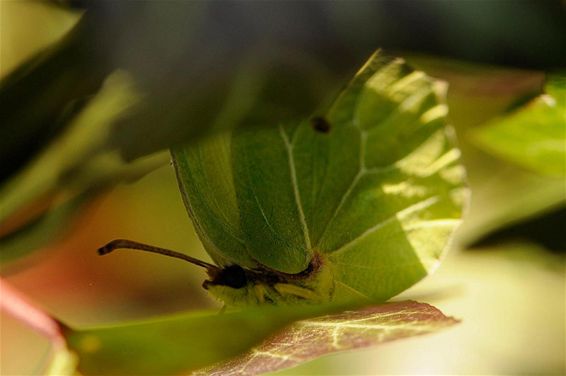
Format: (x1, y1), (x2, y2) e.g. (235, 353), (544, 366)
(472, 75), (566, 177)
(0, 71), (168, 263)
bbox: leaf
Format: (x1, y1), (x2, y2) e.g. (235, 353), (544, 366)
(0, 71), (168, 264)
(66, 303), (350, 375)
(196, 301), (458, 376)
(114, 49), (335, 163)
(471, 75), (566, 177)
(0, 71), (139, 223)
(172, 50), (468, 304)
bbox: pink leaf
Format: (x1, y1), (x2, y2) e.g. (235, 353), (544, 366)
(0, 278), (75, 374)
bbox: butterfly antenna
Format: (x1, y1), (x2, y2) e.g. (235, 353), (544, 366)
(98, 239), (219, 271)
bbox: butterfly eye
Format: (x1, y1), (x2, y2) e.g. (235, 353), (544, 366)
(209, 265), (248, 289)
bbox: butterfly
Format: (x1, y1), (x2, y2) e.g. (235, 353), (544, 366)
(99, 51), (467, 306)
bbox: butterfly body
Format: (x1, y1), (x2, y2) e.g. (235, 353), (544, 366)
(204, 252), (334, 306)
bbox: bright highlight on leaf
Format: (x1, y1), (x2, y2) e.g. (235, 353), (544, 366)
(171, 50), (467, 305)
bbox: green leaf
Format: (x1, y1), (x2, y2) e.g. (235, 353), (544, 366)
(472, 75), (566, 177)
(172, 50), (468, 304)
(196, 301), (458, 375)
(66, 303), (348, 375)
(66, 301), (457, 375)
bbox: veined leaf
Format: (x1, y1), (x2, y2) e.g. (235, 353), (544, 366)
(66, 303), (348, 375)
(172, 51), (468, 304)
(66, 300), (456, 376)
(196, 301), (458, 376)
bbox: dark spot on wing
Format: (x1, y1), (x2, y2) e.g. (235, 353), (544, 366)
(310, 116), (331, 134)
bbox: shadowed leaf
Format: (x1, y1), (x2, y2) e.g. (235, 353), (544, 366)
(0, 15), (104, 183)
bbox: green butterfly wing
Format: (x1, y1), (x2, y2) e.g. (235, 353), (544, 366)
(173, 134), (253, 268)
(172, 51), (467, 300)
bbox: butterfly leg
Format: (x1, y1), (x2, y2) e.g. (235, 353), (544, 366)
(253, 284), (267, 304)
(274, 283), (319, 301)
